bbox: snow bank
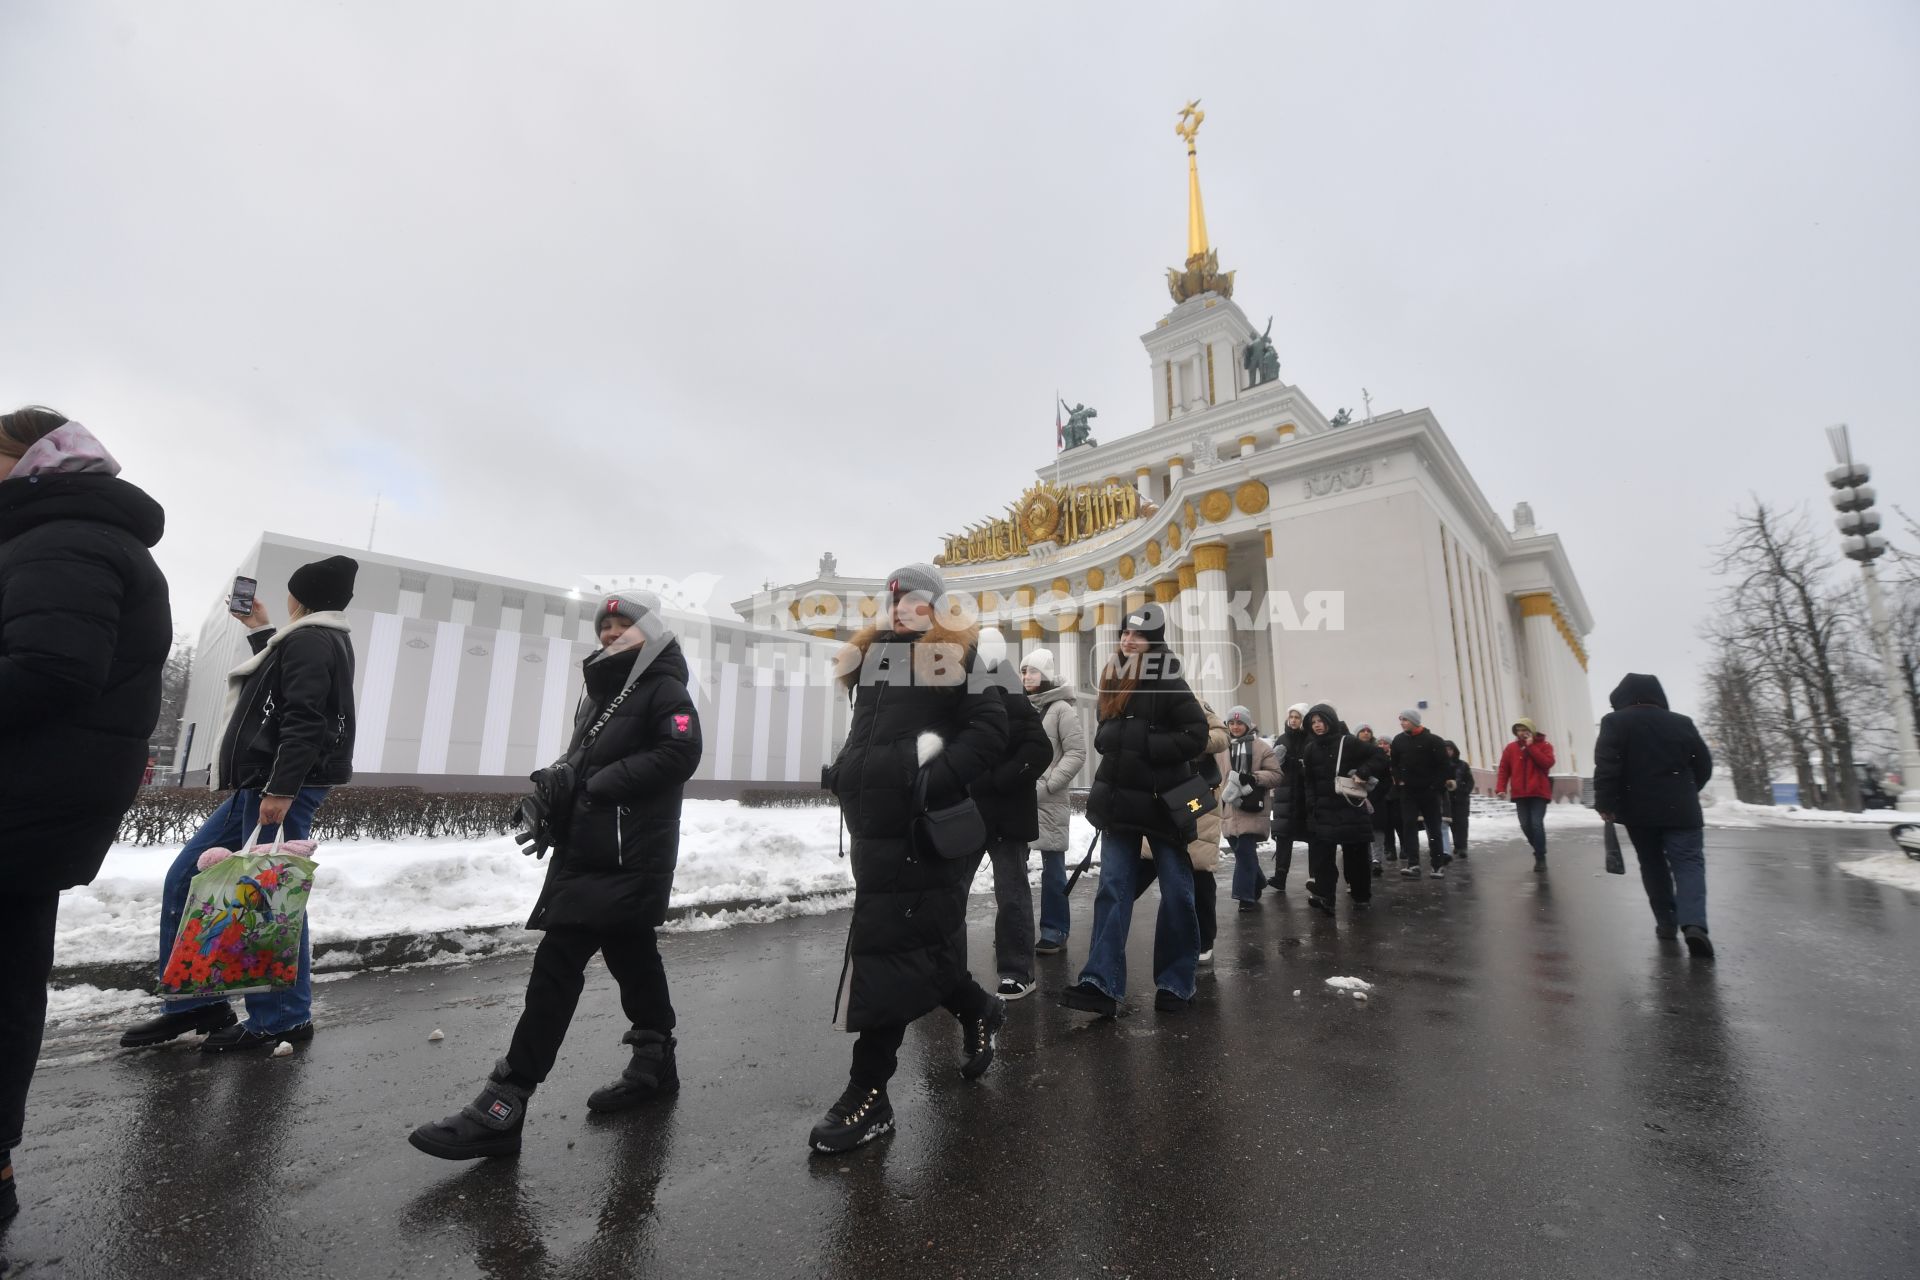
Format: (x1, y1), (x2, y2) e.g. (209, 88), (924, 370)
(54, 801), (1106, 972)
(1324, 976), (1374, 993)
(1709, 800), (1911, 828)
(1838, 852), (1920, 894)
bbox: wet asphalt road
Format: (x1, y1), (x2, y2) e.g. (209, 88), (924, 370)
(5, 823), (1918, 1279)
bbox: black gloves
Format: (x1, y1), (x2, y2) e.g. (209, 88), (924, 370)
(530, 761), (576, 803)
(1238, 771), (1256, 787)
(512, 793), (552, 860)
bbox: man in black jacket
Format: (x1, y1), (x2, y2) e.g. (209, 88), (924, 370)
(120, 554), (359, 1054)
(969, 629), (1055, 1001)
(1392, 710), (1455, 878)
(1594, 673), (1716, 957)
(410, 592), (702, 1160)
(0, 407), (171, 1226)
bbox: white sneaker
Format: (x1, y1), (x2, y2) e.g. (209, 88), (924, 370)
(996, 977), (1036, 1000)
(1197, 949), (1214, 965)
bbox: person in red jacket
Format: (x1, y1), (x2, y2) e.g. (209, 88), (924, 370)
(1496, 718), (1556, 868)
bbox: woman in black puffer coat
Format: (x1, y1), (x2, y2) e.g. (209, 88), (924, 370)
(1301, 703), (1387, 915)
(0, 408), (170, 1223)
(1267, 701), (1310, 892)
(1062, 602), (1209, 1018)
(410, 592), (703, 1162)
(808, 564), (1008, 1155)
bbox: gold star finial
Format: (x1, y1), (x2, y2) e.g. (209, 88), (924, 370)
(1176, 99), (1204, 150)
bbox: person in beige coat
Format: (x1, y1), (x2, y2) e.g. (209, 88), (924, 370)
(1222, 707), (1283, 909)
(1141, 701), (1230, 962)
(1022, 649), (1086, 956)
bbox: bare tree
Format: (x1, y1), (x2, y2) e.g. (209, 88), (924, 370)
(1712, 501), (1863, 809)
(147, 636), (193, 770)
(1697, 634), (1774, 804)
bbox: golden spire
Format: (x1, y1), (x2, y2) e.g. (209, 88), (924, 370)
(1167, 100), (1233, 304)
(1176, 100), (1209, 259)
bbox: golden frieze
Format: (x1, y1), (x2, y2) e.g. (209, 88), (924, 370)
(1200, 489), (1233, 523)
(938, 480), (1143, 567)
(1235, 481), (1270, 515)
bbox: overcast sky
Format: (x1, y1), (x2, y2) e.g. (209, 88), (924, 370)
(4, 1), (1916, 715)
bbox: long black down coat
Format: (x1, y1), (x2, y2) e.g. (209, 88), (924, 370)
(969, 674), (1054, 845)
(528, 637), (702, 932)
(825, 621), (1008, 1032)
(1300, 704), (1388, 846)
(1268, 723), (1309, 843)
(1084, 650), (1209, 843)
(1593, 673), (1714, 828)
(0, 471), (171, 892)
(215, 620), (357, 795)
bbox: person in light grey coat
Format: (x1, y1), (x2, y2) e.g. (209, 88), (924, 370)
(1022, 649), (1085, 955)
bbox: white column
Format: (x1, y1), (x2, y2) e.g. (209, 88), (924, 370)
(1168, 457), (1187, 488)
(1519, 606), (1568, 781)
(1136, 467), (1154, 504)
(1191, 543), (1234, 714)
(1239, 434), (1257, 459)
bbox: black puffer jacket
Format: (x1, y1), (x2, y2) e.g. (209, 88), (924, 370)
(825, 621), (1008, 1032)
(970, 674), (1053, 845)
(1446, 744), (1474, 818)
(1593, 673), (1714, 828)
(0, 471), (171, 892)
(1391, 726), (1452, 794)
(1085, 650), (1209, 842)
(528, 637), (702, 932)
(1268, 724), (1309, 843)
(1300, 704), (1387, 845)
(216, 620), (357, 795)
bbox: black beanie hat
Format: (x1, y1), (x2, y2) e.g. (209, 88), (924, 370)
(288, 555), (358, 612)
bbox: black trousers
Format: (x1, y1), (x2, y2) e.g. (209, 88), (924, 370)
(1399, 788), (1450, 868)
(850, 978), (993, 1089)
(1450, 795), (1471, 853)
(0, 891), (61, 1153)
(1307, 842), (1373, 903)
(1270, 839), (1296, 886)
(505, 926), (675, 1088)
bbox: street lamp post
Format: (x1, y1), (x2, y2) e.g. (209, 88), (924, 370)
(1826, 424), (1920, 812)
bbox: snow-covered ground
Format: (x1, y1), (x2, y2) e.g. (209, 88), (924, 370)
(1838, 852), (1920, 894)
(1706, 799), (1914, 828)
(54, 800), (1109, 974)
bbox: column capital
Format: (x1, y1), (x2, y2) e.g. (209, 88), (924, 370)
(1193, 541), (1231, 573)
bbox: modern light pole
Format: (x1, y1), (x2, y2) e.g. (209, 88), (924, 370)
(1825, 424), (1920, 811)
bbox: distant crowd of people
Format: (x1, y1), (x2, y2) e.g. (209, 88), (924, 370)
(0, 409), (1716, 1219)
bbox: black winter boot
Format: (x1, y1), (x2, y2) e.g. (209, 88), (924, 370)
(960, 997), (1007, 1080)
(587, 1029), (679, 1112)
(809, 1082), (894, 1155)
(118, 1003), (236, 1049)
(407, 1059), (530, 1160)
(1682, 925), (1715, 959)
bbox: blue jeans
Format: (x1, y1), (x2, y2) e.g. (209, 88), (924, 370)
(1515, 796), (1548, 857)
(1038, 848), (1070, 945)
(1077, 831), (1199, 1002)
(158, 787), (328, 1033)
(1626, 825), (1707, 931)
(1228, 832), (1265, 902)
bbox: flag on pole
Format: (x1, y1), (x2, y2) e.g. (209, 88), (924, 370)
(1055, 392), (1063, 453)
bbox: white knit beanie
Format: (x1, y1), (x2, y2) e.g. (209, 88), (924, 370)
(1020, 648), (1057, 681)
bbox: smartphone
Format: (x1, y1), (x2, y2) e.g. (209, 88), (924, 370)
(230, 576), (258, 616)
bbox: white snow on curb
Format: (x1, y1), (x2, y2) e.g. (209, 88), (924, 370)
(1838, 853), (1920, 894)
(54, 802), (1107, 973)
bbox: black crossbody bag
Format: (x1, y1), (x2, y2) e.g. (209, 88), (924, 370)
(911, 766), (988, 861)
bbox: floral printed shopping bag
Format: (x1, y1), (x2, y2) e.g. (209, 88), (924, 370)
(160, 828), (318, 998)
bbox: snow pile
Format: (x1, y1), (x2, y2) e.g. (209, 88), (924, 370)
(1324, 976), (1374, 993)
(1706, 799), (1912, 828)
(1838, 853), (1920, 894)
(53, 802), (1105, 971)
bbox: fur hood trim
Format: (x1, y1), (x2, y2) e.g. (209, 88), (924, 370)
(832, 619), (982, 692)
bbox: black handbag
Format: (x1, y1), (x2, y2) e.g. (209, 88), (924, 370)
(1160, 770), (1218, 838)
(1603, 821), (1626, 875)
(911, 767), (987, 861)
